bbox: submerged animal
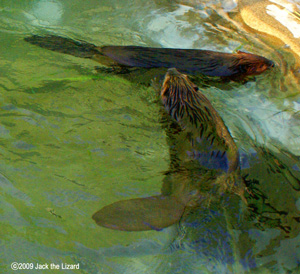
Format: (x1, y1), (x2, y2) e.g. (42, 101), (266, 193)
(92, 68), (245, 231)
(24, 35), (274, 79)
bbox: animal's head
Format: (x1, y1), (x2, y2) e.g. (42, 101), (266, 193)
(161, 68), (198, 100)
(161, 68), (206, 124)
(235, 51), (275, 76)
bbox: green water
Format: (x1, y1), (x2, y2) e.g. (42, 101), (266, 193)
(0, 0), (300, 273)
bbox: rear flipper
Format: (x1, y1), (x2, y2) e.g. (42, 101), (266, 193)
(24, 35), (101, 59)
(92, 195), (187, 231)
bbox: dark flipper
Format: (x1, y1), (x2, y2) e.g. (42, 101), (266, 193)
(92, 195), (187, 231)
(24, 35), (101, 59)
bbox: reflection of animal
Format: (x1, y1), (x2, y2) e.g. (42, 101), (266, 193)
(92, 68), (245, 231)
(24, 35), (274, 79)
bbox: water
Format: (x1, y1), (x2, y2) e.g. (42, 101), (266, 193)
(0, 0), (300, 273)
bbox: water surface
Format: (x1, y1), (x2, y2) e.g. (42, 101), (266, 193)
(0, 0), (300, 273)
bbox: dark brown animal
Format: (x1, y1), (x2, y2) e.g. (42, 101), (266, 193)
(24, 35), (274, 79)
(161, 68), (239, 173)
(92, 68), (244, 231)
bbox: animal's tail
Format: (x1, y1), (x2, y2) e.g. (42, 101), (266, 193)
(92, 194), (188, 231)
(24, 35), (101, 59)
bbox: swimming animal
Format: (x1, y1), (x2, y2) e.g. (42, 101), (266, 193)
(24, 35), (274, 79)
(92, 68), (245, 231)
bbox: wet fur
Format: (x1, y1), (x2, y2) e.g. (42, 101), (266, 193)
(92, 68), (245, 231)
(161, 68), (239, 173)
(25, 35), (274, 78)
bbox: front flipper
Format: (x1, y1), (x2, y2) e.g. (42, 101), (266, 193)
(92, 195), (186, 231)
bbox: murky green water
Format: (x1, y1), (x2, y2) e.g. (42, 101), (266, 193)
(0, 0), (300, 273)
